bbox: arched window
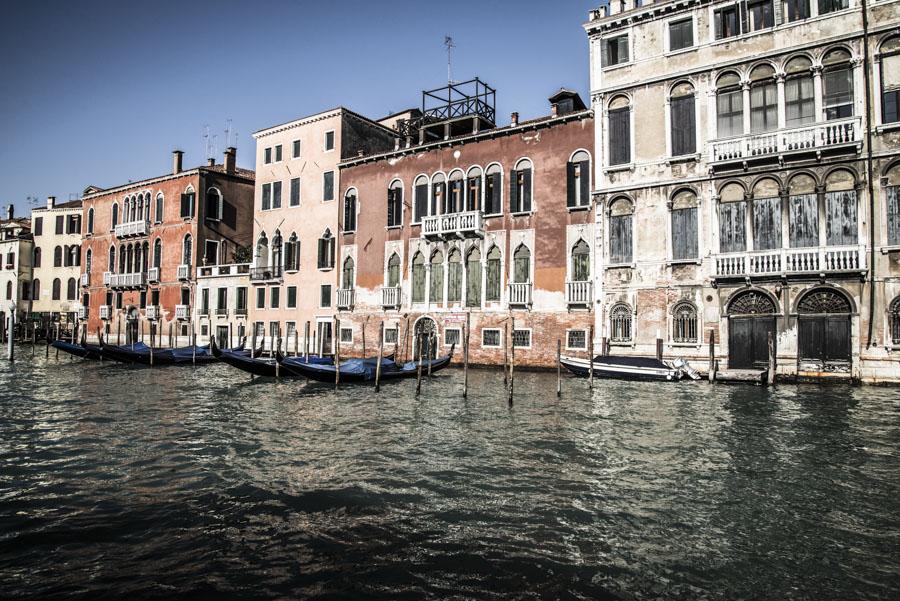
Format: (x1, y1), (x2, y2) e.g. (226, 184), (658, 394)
(343, 190), (357, 232)
(141, 241), (149, 272)
(448, 170), (465, 214)
(511, 159), (533, 213)
(32, 247), (41, 268)
(881, 36), (900, 124)
(430, 250), (444, 304)
(716, 71), (743, 138)
(465, 247), (482, 307)
(137, 195), (144, 222)
(272, 231), (283, 269)
(788, 174), (818, 247)
(153, 239), (162, 268)
(673, 301), (698, 343)
(68, 245), (80, 267)
(466, 167), (482, 211)
(111, 202), (119, 229)
(387, 180), (403, 227)
(571, 240), (590, 281)
(825, 169), (858, 246)
(53, 245), (62, 267)
(285, 233), (299, 271)
(256, 233), (269, 266)
(890, 296), (900, 345)
(119, 244), (126, 273)
(182, 234), (193, 266)
(431, 173), (446, 216)
(411, 252), (426, 303)
(21, 281), (30, 302)
(31, 279), (40, 301)
(750, 64), (777, 133)
(108, 246), (116, 272)
(609, 197), (633, 264)
(85, 249), (92, 274)
(608, 95), (631, 165)
(670, 82), (696, 156)
(671, 189), (699, 260)
(610, 303), (633, 342)
(52, 278), (61, 300)
(718, 182), (747, 253)
(485, 246), (501, 301)
(513, 244), (531, 283)
(206, 187), (222, 221)
(752, 178), (782, 251)
(785, 56), (815, 128)
(87, 207), (94, 234)
(67, 278), (77, 301)
(886, 163), (900, 246)
(413, 175), (429, 222)
(484, 164), (503, 214)
(181, 185), (196, 218)
(342, 256), (355, 289)
(317, 229), (334, 269)
(155, 193), (164, 222)
(387, 253), (401, 287)
(823, 48), (854, 120)
(447, 248), (462, 303)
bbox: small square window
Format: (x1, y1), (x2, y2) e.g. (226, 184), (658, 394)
(444, 328), (461, 346)
(512, 329), (531, 348)
(274, 144), (283, 162)
(264, 147), (272, 164)
(292, 139), (301, 158)
(201, 324), (208, 336)
(340, 327), (353, 343)
(566, 330), (587, 350)
(324, 130), (335, 151)
(384, 327), (398, 344)
(482, 328), (501, 348)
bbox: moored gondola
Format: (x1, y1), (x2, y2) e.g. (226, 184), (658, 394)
(277, 345), (453, 384)
(210, 338), (331, 377)
(50, 339), (105, 360)
(99, 339), (244, 365)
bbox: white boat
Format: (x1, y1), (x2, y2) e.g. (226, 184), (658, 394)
(560, 355), (698, 382)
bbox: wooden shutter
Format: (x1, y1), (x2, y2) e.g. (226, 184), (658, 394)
(609, 215), (632, 264)
(672, 207), (698, 260)
(181, 194), (190, 217)
(521, 169), (532, 212)
(566, 162), (576, 208)
(415, 184), (428, 221)
(718, 202), (746, 253)
(826, 191), (857, 246)
(387, 188), (395, 226)
(488, 173), (502, 214)
(467, 177), (480, 211)
(609, 109), (630, 165)
(671, 96), (696, 155)
(753, 197), (782, 251)
(509, 169), (519, 213)
(789, 194), (818, 248)
(887, 187), (900, 246)
(317, 238), (325, 269)
(579, 161), (590, 206)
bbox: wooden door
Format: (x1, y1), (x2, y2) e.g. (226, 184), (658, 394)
(799, 315), (850, 363)
(729, 316), (775, 369)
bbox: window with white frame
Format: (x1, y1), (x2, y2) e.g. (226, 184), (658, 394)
(444, 328), (460, 346)
(387, 180), (403, 227)
(823, 48), (854, 120)
(323, 171), (335, 201)
(610, 303), (633, 342)
(671, 189), (699, 260)
(608, 197), (633, 265)
(205, 187), (223, 221)
(290, 177), (301, 207)
(343, 190), (357, 232)
(384, 327), (398, 345)
(292, 139), (301, 159)
(608, 96), (631, 166)
(510, 159), (533, 213)
(716, 72), (744, 138)
(431, 173), (445, 216)
(413, 175), (428, 222)
(785, 56), (815, 128)
(601, 34), (629, 67)
(512, 329), (531, 348)
(818, 0), (848, 15)
(566, 329), (587, 350)
(484, 164), (503, 215)
(320, 284), (332, 308)
(784, 0), (810, 22)
(340, 327), (352, 343)
(482, 328), (501, 348)
(668, 18), (693, 52)
(749, 64), (778, 133)
(274, 144), (282, 162)
(880, 36), (900, 124)
(264, 147), (272, 164)
(672, 301), (698, 343)
(718, 182), (748, 253)
(670, 82), (696, 156)
(466, 167), (482, 211)
(713, 3), (741, 40)
(568, 151), (591, 208)
(324, 130), (335, 152)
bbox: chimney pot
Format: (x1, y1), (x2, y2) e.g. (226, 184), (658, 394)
(207, 157), (215, 167)
(551, 103), (559, 117)
(47, 196), (56, 209)
(6, 205), (13, 221)
(511, 112), (519, 126)
(223, 147), (236, 175)
(172, 150), (184, 175)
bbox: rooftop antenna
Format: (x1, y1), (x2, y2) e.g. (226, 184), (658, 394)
(203, 124), (211, 160)
(224, 118), (233, 148)
(211, 134), (219, 159)
(444, 35), (455, 84)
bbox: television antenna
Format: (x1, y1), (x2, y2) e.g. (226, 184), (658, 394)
(444, 36), (456, 84)
(224, 118), (233, 148)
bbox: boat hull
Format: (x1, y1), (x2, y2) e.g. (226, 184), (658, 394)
(50, 340), (105, 361)
(278, 353), (452, 384)
(560, 355), (682, 382)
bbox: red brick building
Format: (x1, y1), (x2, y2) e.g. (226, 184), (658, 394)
(81, 148), (254, 343)
(336, 84), (595, 367)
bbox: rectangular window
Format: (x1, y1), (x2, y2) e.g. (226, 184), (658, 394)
(269, 322), (280, 342)
(444, 328), (461, 346)
(825, 190), (858, 246)
(672, 207), (698, 260)
(447, 259), (462, 303)
(747, 0), (774, 32)
(608, 108), (631, 165)
(818, 0), (848, 15)
(286, 321), (296, 341)
(67, 215), (80, 234)
(609, 214), (633, 264)
(785, 0), (810, 21)
(270, 286), (280, 309)
(718, 201), (747, 253)
(883, 51), (900, 124)
(567, 330), (587, 351)
(151, 289), (160, 306)
(292, 139), (301, 158)
(272, 181), (282, 209)
(115, 292), (123, 309)
(139, 290), (147, 309)
(510, 167), (532, 213)
(324, 130), (335, 151)
(484, 172), (502, 214)
(717, 90), (744, 138)
(413, 183), (427, 223)
(340, 327), (353, 343)
(55, 215), (64, 234)
(668, 18), (693, 52)
(785, 76), (815, 128)
(204, 240), (219, 265)
(261, 183), (271, 210)
(753, 196), (782, 251)
(290, 177), (301, 207)
(200, 288), (210, 315)
(887, 186), (900, 246)
(274, 144), (282, 162)
(323, 171), (334, 201)
(714, 5), (740, 40)
(512, 329), (531, 348)
(236, 287), (248, 312)
(217, 288), (227, 313)
(287, 286), (297, 308)
(264, 147), (272, 164)
(33, 217), (42, 236)
(670, 95), (696, 156)
(384, 327), (398, 344)
(824, 68), (854, 120)
(601, 34), (629, 67)
(320, 285), (332, 308)
(751, 82), (778, 133)
(256, 287), (265, 309)
(482, 328), (501, 348)
(789, 194), (819, 248)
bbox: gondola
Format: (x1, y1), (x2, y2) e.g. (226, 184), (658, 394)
(50, 339), (105, 360)
(560, 354), (688, 382)
(99, 339), (245, 366)
(210, 338), (332, 377)
(277, 345), (454, 384)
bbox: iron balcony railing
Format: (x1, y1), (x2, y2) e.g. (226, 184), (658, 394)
(175, 305), (190, 321)
(566, 280), (592, 306)
(250, 265), (283, 282)
(714, 244), (866, 277)
(99, 305), (112, 320)
(709, 117), (860, 163)
(336, 288), (355, 310)
(114, 220), (150, 238)
(381, 286), (402, 308)
(215, 308), (229, 316)
(508, 282), (533, 306)
(421, 210), (484, 240)
(234, 307), (248, 317)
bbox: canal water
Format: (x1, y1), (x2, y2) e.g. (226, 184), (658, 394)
(0, 351), (898, 600)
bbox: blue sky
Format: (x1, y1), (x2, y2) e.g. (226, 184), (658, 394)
(0, 0), (597, 214)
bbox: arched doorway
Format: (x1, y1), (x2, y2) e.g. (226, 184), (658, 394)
(727, 290), (777, 369)
(413, 316), (437, 360)
(125, 306), (140, 344)
(797, 288), (852, 368)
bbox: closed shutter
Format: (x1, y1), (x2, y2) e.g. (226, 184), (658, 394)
(387, 188), (395, 227)
(487, 173), (502, 214)
(753, 196), (782, 250)
(467, 177), (480, 211)
(719, 202), (747, 253)
(466, 260), (481, 307)
(887, 186), (900, 246)
(825, 190), (857, 246)
(509, 169), (519, 213)
(609, 109), (630, 165)
(521, 168), (532, 212)
(566, 162), (576, 208)
(672, 207), (698, 260)
(317, 238), (325, 269)
(609, 215), (632, 264)
(579, 161), (590, 206)
(789, 194), (819, 248)
(414, 184), (428, 221)
(671, 95), (696, 156)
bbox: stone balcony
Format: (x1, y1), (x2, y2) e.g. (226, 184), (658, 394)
(250, 265), (283, 283)
(108, 272), (147, 289)
(77, 306), (88, 320)
(381, 286), (401, 309)
(336, 288), (355, 310)
(198, 263), (251, 278)
(99, 305), (112, 320)
(708, 117), (861, 166)
(422, 210), (484, 240)
(177, 264), (191, 281)
(146, 305), (160, 320)
(148, 267), (159, 283)
(114, 220), (150, 238)
(80, 273), (90, 287)
(175, 305), (190, 321)
(566, 280), (592, 307)
(508, 282), (532, 307)
(714, 245), (866, 279)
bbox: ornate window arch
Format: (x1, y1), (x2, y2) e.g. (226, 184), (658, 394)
(824, 168), (858, 246)
(285, 233), (299, 271)
(447, 248), (462, 303)
(610, 303), (633, 342)
(317, 229), (334, 269)
(671, 188), (699, 260)
(465, 166), (483, 212)
(484, 163), (503, 215)
(271, 230), (283, 269)
(669, 81), (696, 156)
(413, 174), (429, 222)
(411, 251), (426, 303)
(430, 249), (444, 304)
(822, 47), (854, 120)
(182, 234), (193, 266)
(785, 55), (815, 128)
(465, 246), (482, 308)
(608, 196), (633, 265)
(485, 245), (502, 301)
(607, 95), (631, 166)
(567, 150), (591, 208)
(153, 238), (162, 269)
(111, 202), (119, 229)
(343, 188), (357, 232)
(206, 187), (223, 221)
(797, 288), (851, 314)
(889, 295), (900, 345)
(715, 71), (743, 138)
(387, 180), (403, 227)
(386, 252), (401, 288)
(672, 301), (698, 343)
(728, 290), (777, 315)
(513, 243), (531, 283)
(342, 255), (355, 290)
(749, 63), (778, 133)
(571, 239), (590, 281)
(87, 207), (94, 234)
(751, 177), (783, 251)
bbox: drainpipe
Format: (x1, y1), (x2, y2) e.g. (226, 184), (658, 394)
(861, 0), (876, 348)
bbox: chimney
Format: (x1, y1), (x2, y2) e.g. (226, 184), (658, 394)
(47, 196), (56, 209)
(357, 149), (365, 158)
(6, 205), (12, 221)
(511, 112), (519, 127)
(172, 150), (184, 175)
(223, 147), (236, 175)
(207, 157), (215, 167)
(551, 103), (559, 118)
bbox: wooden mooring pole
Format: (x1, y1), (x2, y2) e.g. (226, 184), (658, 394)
(767, 331), (776, 386)
(415, 333), (423, 397)
(55, 323), (60, 359)
(588, 325), (594, 389)
(556, 339), (561, 397)
(304, 321), (310, 360)
(334, 317), (340, 391)
(708, 330), (716, 382)
(6, 312), (14, 362)
(463, 311), (470, 398)
(191, 328), (196, 364)
(508, 319), (514, 405)
(149, 323), (154, 366)
(503, 322), (509, 386)
(362, 315), (368, 359)
(374, 321), (384, 392)
(426, 332), (433, 376)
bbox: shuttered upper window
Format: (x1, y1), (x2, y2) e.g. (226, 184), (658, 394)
(608, 96), (631, 166)
(343, 190), (357, 233)
(413, 176), (428, 223)
(509, 159), (532, 213)
(670, 83), (696, 156)
(752, 178), (782, 251)
(567, 151), (591, 208)
(601, 34), (629, 67)
(881, 37), (900, 124)
(671, 189), (698, 261)
(387, 181), (403, 227)
(788, 174), (819, 248)
(180, 188), (195, 218)
(887, 164), (900, 247)
(718, 183), (747, 253)
(824, 170), (858, 246)
(668, 18), (693, 52)
(484, 165), (503, 215)
(608, 197), (633, 265)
